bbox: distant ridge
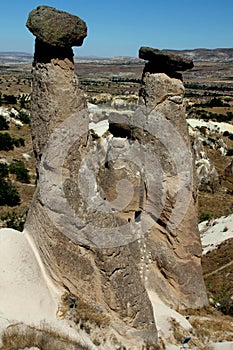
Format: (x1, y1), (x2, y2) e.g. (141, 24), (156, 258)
(167, 48), (233, 63)
(0, 48), (232, 64)
(0, 52), (33, 63)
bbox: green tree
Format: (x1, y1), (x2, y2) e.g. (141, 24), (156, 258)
(0, 115), (9, 130)
(0, 133), (14, 151)
(0, 178), (20, 206)
(9, 160), (30, 183)
(0, 163), (9, 178)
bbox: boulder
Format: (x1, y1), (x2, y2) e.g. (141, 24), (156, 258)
(26, 6), (87, 47)
(139, 46), (194, 71)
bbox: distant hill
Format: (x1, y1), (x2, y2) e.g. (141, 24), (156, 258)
(0, 48), (232, 64)
(0, 52), (33, 63)
(168, 48), (233, 63)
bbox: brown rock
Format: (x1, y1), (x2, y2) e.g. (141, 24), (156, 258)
(138, 65), (208, 309)
(26, 6), (87, 47)
(139, 46), (194, 71)
(25, 7), (157, 349)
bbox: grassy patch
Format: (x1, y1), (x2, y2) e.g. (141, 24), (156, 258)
(59, 293), (110, 333)
(0, 323), (91, 350)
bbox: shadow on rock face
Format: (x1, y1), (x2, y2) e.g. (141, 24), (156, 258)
(33, 39), (74, 64)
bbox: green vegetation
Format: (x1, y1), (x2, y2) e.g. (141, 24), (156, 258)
(0, 323), (90, 350)
(0, 178), (20, 206)
(0, 163), (9, 178)
(0, 160), (30, 208)
(2, 94), (17, 105)
(18, 110), (30, 124)
(0, 210), (27, 231)
(0, 115), (9, 130)
(223, 130), (233, 140)
(9, 160), (30, 183)
(195, 110), (233, 123)
(0, 132), (14, 150)
(185, 82), (233, 92)
(226, 149), (233, 156)
(199, 212), (212, 222)
(0, 132), (25, 150)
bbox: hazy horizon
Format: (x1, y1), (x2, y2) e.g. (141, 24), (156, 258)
(0, 0), (233, 58)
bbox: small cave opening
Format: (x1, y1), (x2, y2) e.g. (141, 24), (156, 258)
(134, 210), (142, 222)
(109, 122), (132, 139)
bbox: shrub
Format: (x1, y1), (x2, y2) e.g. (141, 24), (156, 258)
(217, 297), (233, 316)
(0, 210), (27, 231)
(9, 160), (30, 183)
(0, 133), (14, 150)
(18, 111), (30, 124)
(0, 133), (25, 151)
(223, 131), (230, 137)
(0, 115), (9, 130)
(226, 149), (233, 156)
(199, 212), (212, 222)
(0, 163), (9, 178)
(0, 178), (20, 206)
(13, 137), (25, 147)
(3, 94), (17, 105)
(0, 323), (91, 350)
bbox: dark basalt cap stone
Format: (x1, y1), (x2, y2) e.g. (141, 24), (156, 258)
(26, 5), (87, 47)
(139, 46), (194, 71)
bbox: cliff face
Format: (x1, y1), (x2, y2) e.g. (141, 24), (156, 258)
(25, 6), (207, 348)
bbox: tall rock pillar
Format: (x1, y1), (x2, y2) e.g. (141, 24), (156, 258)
(25, 7), (157, 348)
(138, 46), (208, 308)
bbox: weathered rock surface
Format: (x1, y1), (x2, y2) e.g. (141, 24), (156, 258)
(138, 52), (208, 308)
(223, 159), (233, 190)
(139, 46), (194, 71)
(139, 46), (194, 80)
(26, 6), (87, 47)
(22, 6), (207, 347)
(25, 6), (157, 349)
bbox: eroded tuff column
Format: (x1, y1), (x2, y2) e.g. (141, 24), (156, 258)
(25, 6), (157, 348)
(138, 46), (208, 308)
(26, 6), (87, 168)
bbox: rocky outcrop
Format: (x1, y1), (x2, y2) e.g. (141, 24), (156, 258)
(24, 10), (208, 346)
(223, 160), (233, 190)
(26, 6), (87, 169)
(139, 46), (194, 80)
(25, 6), (157, 349)
(138, 46), (208, 308)
(26, 6), (87, 47)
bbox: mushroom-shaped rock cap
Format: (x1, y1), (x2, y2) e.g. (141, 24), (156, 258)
(139, 46), (193, 71)
(26, 6), (87, 47)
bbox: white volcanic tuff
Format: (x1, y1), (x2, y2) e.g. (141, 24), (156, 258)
(0, 106), (24, 127)
(199, 214), (233, 254)
(187, 119), (233, 134)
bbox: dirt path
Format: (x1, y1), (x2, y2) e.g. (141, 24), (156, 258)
(204, 260), (233, 278)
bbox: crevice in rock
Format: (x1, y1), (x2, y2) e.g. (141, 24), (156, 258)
(109, 121), (133, 139)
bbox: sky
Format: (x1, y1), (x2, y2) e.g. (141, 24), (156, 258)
(0, 0), (232, 58)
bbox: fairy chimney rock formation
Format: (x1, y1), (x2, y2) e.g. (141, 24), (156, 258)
(25, 7), (157, 348)
(138, 46), (208, 307)
(26, 5), (87, 47)
(25, 7), (208, 343)
(139, 46), (193, 81)
(26, 5), (87, 168)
